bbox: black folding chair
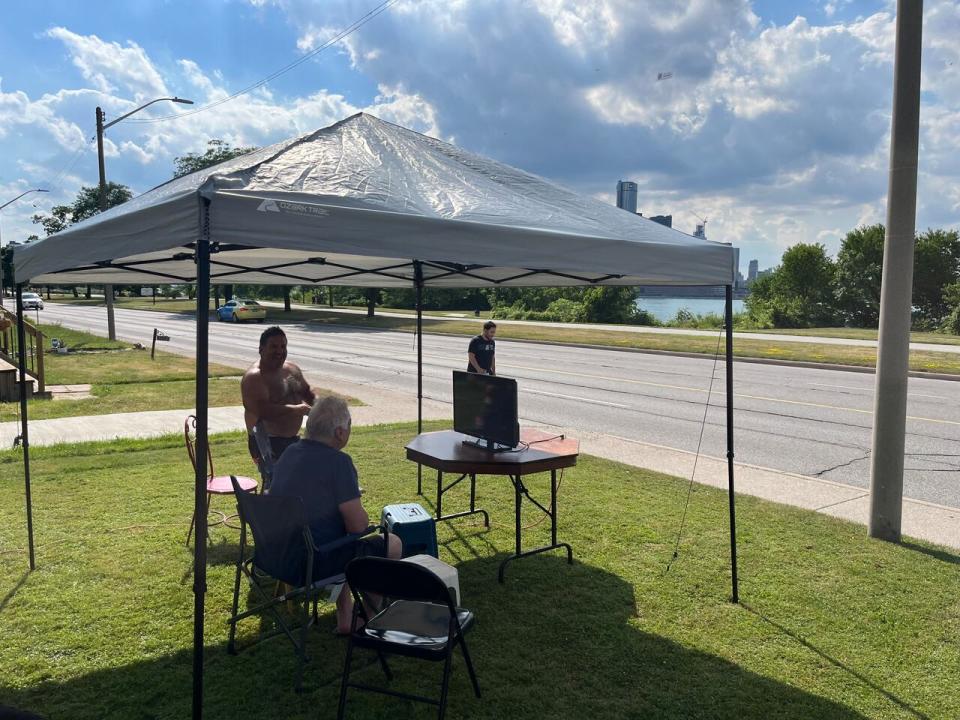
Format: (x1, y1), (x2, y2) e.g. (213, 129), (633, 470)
(337, 557), (481, 720)
(226, 476), (385, 691)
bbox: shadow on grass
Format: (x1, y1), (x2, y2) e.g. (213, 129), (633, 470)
(899, 540), (960, 566)
(0, 572), (29, 615)
(741, 603), (930, 720)
(0, 555), (871, 720)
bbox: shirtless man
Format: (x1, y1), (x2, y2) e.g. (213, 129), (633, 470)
(242, 326), (316, 462)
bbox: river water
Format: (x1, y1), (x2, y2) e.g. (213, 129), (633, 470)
(636, 297), (746, 322)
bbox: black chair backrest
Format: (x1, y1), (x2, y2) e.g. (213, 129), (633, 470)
(251, 422), (275, 489)
(231, 475), (309, 585)
(346, 557), (455, 608)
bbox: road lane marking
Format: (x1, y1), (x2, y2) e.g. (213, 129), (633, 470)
(524, 388), (629, 409)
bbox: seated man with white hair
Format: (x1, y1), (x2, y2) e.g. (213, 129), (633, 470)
(271, 394), (402, 634)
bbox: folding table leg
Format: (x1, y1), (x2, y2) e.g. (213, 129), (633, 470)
(436, 469), (443, 518)
(514, 474), (522, 557)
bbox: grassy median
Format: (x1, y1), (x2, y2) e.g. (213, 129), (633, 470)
(47, 297), (960, 375)
(0, 423), (957, 719)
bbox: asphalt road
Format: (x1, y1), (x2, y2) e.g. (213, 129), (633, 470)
(39, 303), (960, 510)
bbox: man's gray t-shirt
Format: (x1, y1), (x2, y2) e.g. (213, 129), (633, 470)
(271, 439), (361, 546)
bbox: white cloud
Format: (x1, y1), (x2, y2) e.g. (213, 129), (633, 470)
(3, 1), (959, 268)
(45, 27), (168, 100)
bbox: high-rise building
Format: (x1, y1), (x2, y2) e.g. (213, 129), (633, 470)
(748, 259), (758, 283)
(693, 223), (706, 239)
(616, 180), (638, 214)
(732, 247), (740, 288)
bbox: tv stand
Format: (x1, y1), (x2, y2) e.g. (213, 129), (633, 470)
(462, 438), (514, 453)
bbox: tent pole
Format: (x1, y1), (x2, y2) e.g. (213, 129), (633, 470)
(414, 261), (424, 495)
(15, 284), (36, 571)
(725, 284), (739, 603)
(191, 203), (211, 720)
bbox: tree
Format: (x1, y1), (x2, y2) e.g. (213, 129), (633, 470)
(31, 183), (132, 236)
(1, 241), (19, 297)
(174, 140), (259, 301)
(942, 282), (960, 335)
(913, 228), (960, 324)
(833, 225), (960, 327)
(173, 139), (258, 178)
(834, 224), (885, 327)
(579, 286), (643, 324)
(746, 243), (836, 327)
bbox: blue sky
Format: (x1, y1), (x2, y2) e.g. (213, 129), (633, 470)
(1, 0), (958, 272)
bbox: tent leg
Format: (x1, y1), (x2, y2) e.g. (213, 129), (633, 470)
(415, 262), (423, 495)
(725, 285), (739, 604)
(192, 206), (212, 720)
(15, 285), (36, 571)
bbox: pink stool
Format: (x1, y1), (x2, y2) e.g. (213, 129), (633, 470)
(184, 415), (258, 546)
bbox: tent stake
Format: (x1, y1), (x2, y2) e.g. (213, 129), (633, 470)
(192, 204), (211, 720)
(15, 284), (36, 571)
(725, 284), (739, 603)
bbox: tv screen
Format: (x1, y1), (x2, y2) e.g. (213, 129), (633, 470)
(453, 371), (519, 449)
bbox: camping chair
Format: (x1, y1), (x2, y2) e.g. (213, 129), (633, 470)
(337, 557), (481, 720)
(250, 421), (275, 493)
(227, 476), (386, 692)
(184, 414), (258, 546)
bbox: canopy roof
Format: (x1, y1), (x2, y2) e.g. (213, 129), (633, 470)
(15, 113), (734, 287)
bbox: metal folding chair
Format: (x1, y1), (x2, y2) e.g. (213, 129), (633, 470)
(337, 556), (481, 719)
(226, 476), (386, 692)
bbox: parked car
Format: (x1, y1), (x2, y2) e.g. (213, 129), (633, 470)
(216, 299), (266, 323)
(21, 292), (44, 310)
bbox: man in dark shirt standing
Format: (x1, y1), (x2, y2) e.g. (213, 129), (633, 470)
(271, 395), (402, 634)
(467, 320), (497, 375)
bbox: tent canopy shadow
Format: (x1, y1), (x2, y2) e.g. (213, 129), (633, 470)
(1, 555), (873, 720)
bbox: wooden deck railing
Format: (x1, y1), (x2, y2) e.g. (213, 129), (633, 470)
(0, 305), (45, 394)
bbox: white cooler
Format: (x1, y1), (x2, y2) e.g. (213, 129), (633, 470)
(401, 554), (461, 605)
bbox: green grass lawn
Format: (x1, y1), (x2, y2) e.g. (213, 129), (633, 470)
(0, 424), (956, 719)
(47, 297), (960, 375)
(750, 325), (960, 346)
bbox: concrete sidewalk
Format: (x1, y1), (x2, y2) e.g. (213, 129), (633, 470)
(2, 381), (956, 551)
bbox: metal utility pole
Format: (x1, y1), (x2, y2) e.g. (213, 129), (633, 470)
(0, 189), (49, 307)
(95, 97), (194, 340)
(869, 0), (923, 543)
(95, 106), (117, 340)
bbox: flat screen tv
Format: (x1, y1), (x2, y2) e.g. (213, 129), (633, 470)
(452, 371), (520, 450)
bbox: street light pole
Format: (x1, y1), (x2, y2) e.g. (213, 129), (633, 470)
(95, 96), (193, 340)
(0, 189), (49, 308)
(94, 106), (117, 340)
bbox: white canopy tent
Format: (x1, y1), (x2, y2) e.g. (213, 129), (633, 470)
(13, 113), (738, 719)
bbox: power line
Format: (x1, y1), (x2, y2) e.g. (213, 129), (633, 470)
(22, 0), (399, 212)
(127, 0), (399, 125)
